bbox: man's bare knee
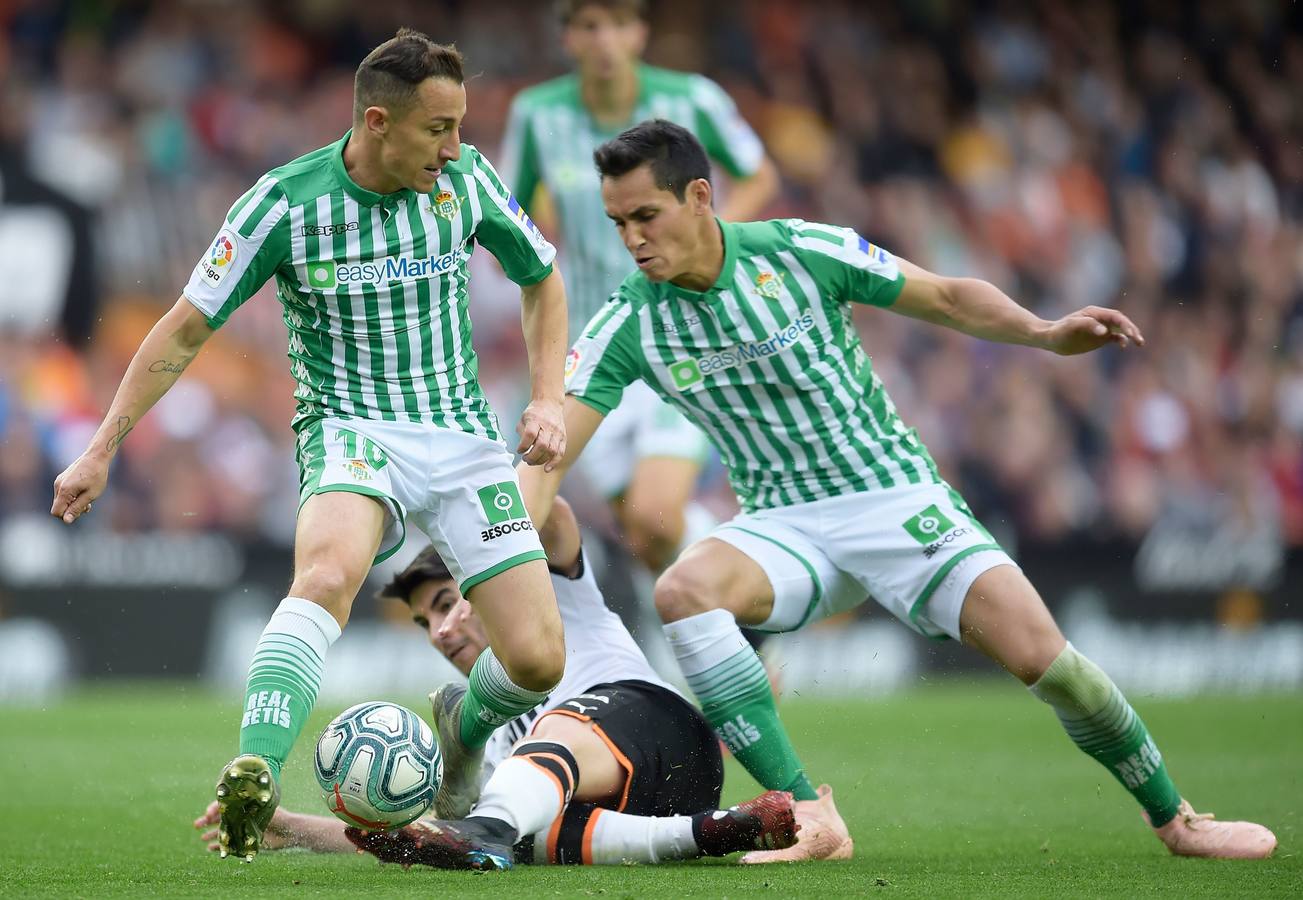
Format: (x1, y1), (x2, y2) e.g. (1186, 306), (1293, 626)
(654, 564), (719, 623)
(501, 637), (565, 692)
(289, 562), (364, 624)
(620, 508), (680, 572)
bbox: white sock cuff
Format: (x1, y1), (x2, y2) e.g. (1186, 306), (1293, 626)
(662, 608), (750, 678)
(471, 754), (565, 839)
(271, 596), (343, 647)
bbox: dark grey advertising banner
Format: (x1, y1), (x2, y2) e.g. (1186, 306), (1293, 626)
(0, 514), (1298, 691)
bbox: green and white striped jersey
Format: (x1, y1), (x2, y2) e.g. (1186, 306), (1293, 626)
(500, 64), (764, 337)
(566, 219), (940, 512)
(183, 131), (555, 440)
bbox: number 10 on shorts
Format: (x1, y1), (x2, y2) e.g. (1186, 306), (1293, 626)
(477, 481), (528, 525)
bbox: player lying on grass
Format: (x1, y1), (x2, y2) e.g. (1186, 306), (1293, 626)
(517, 119), (1279, 862)
(194, 496), (796, 868)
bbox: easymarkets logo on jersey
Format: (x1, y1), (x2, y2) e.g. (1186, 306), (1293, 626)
(304, 248), (468, 290)
(668, 312), (816, 390)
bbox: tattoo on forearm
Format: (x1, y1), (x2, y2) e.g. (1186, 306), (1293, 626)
(106, 416), (133, 452)
(147, 359), (186, 374)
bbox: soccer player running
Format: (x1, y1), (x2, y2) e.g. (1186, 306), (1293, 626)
(51, 30), (572, 862)
(193, 497), (797, 868)
(518, 120), (1279, 862)
(501, 0), (778, 571)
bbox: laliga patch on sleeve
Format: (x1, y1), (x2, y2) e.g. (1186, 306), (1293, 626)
(197, 228), (239, 287)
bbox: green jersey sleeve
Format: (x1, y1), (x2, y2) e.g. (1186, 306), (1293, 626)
(689, 74), (765, 179)
(183, 176), (291, 328)
(564, 295), (643, 415)
(467, 147), (557, 286)
(499, 96), (542, 214)
(786, 220), (905, 307)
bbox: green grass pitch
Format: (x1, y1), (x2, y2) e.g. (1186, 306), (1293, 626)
(1, 681), (1299, 898)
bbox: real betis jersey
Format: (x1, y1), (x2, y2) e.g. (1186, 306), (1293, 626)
(566, 219), (941, 512)
(500, 64), (764, 336)
(183, 132), (556, 440)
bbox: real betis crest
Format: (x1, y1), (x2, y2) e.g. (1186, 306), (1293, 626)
(430, 190), (463, 220)
(754, 271), (784, 299)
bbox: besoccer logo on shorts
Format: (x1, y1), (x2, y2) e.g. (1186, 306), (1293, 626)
(477, 481), (527, 525)
(477, 481), (534, 543)
(902, 504), (955, 546)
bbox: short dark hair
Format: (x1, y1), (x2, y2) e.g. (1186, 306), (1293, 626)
(354, 28), (464, 123)
(556, 0), (646, 25)
(377, 545), (454, 605)
(593, 119), (711, 201)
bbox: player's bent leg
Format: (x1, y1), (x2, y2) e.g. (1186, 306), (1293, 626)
(430, 560), (565, 818)
(286, 491), (389, 627)
(520, 791), (798, 865)
(655, 541), (821, 808)
(442, 711), (623, 862)
(220, 491), (385, 861)
(530, 712), (627, 802)
(467, 558), (565, 693)
(467, 729), (588, 846)
(959, 565), (1276, 859)
(957, 563), (1066, 684)
(351, 739), (584, 871)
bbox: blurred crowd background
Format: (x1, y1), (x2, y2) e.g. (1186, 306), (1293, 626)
(2, 0), (1301, 568)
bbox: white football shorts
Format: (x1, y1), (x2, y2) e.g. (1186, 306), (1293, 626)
(709, 481), (1017, 640)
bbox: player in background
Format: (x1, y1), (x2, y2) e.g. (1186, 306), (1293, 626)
(519, 120), (1279, 862)
(193, 498), (797, 868)
(52, 30), (570, 862)
(500, 0), (778, 573)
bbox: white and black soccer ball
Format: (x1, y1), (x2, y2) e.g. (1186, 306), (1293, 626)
(314, 701), (442, 830)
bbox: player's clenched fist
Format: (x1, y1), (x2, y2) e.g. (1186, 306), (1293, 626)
(516, 398), (567, 471)
(51, 453), (110, 524)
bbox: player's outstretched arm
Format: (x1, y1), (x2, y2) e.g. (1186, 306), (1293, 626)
(891, 258), (1145, 356)
(50, 297), (214, 524)
(517, 397), (604, 530)
(517, 268), (569, 470)
(717, 156), (779, 223)
(194, 800), (353, 853)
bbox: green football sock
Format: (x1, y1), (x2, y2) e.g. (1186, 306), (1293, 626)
(459, 649), (553, 749)
(1031, 643), (1182, 826)
(239, 597), (342, 778)
(665, 610), (817, 801)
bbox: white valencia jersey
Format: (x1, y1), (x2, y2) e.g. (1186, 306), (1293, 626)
(482, 550), (676, 776)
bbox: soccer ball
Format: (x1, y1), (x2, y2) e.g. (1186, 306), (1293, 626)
(314, 701), (443, 830)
